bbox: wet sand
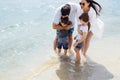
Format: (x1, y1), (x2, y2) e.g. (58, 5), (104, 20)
(22, 37), (120, 80)
(23, 55), (113, 80)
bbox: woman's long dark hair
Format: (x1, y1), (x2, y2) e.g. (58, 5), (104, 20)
(86, 0), (102, 15)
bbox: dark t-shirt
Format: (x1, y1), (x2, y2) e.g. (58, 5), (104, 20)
(58, 30), (68, 38)
(57, 22), (69, 38)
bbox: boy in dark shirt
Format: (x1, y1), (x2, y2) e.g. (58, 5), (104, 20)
(57, 17), (72, 56)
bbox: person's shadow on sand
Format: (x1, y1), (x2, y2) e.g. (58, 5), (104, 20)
(56, 55), (113, 80)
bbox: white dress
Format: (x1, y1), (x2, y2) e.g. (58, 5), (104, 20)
(89, 8), (104, 39)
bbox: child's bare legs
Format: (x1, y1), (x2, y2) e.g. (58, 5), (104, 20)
(64, 49), (67, 55)
(74, 48), (80, 64)
(54, 34), (72, 51)
(58, 49), (61, 56)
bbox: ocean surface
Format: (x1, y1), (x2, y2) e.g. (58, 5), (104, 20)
(0, 0), (120, 80)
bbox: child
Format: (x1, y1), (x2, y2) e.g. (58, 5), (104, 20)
(73, 13), (90, 64)
(57, 17), (72, 56)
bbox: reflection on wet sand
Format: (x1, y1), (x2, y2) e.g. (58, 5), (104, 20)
(26, 55), (113, 80)
(56, 55), (113, 80)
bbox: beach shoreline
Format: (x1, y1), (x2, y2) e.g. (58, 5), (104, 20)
(22, 36), (120, 80)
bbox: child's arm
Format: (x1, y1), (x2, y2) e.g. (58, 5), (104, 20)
(64, 21), (73, 30)
(53, 23), (64, 30)
(63, 24), (73, 30)
(74, 35), (77, 40)
(74, 32), (87, 47)
(77, 25), (82, 34)
(78, 32), (87, 43)
(73, 35), (78, 48)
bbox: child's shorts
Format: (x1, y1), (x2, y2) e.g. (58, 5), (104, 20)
(57, 37), (68, 50)
(76, 43), (83, 50)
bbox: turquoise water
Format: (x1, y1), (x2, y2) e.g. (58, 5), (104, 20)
(0, 0), (120, 80)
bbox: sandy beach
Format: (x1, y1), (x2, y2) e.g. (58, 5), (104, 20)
(23, 57), (113, 80)
(22, 36), (120, 80)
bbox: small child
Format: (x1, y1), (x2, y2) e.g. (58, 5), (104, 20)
(73, 13), (90, 64)
(57, 17), (72, 56)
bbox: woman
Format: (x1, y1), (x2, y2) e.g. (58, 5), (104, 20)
(78, 0), (104, 55)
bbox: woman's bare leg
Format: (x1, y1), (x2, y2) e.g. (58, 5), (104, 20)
(53, 35), (58, 51)
(83, 31), (93, 55)
(82, 41), (85, 54)
(68, 34), (75, 56)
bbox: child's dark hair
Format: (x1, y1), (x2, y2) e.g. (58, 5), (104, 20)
(79, 13), (90, 31)
(61, 17), (69, 25)
(60, 17), (72, 26)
